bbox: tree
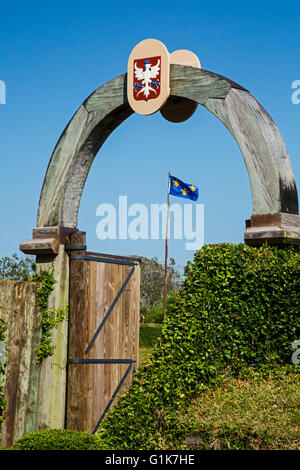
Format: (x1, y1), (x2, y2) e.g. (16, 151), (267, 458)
(139, 256), (181, 309)
(0, 253), (36, 281)
(167, 257), (181, 293)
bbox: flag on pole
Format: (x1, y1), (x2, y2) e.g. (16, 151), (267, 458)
(169, 175), (199, 201)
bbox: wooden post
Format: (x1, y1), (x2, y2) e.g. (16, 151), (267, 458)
(0, 281), (42, 447)
(66, 232), (87, 430)
(17, 226), (77, 437)
(163, 172), (170, 322)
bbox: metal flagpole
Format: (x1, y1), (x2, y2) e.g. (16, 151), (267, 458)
(163, 172), (171, 322)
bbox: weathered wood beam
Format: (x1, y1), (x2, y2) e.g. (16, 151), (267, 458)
(244, 211), (300, 245)
(250, 212), (300, 228)
(19, 226), (78, 255)
(36, 65), (298, 233)
(34, 244), (70, 431)
(65, 232), (87, 431)
(19, 238), (59, 255)
(0, 281), (42, 447)
(245, 226), (300, 245)
(18, 227), (75, 431)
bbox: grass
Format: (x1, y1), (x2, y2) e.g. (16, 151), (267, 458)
(5, 344), (299, 451)
(177, 369), (300, 450)
(139, 345), (154, 365)
(138, 346), (300, 450)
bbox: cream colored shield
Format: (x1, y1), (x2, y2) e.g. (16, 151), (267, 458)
(127, 39), (170, 115)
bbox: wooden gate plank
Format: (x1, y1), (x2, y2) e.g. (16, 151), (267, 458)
(66, 247), (140, 432)
(66, 233), (86, 430)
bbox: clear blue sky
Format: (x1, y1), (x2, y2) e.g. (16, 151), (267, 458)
(0, 0), (299, 272)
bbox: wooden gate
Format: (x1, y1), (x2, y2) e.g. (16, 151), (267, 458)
(65, 237), (140, 433)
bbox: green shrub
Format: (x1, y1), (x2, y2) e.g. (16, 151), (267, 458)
(11, 429), (105, 450)
(144, 304), (163, 323)
(96, 243), (300, 449)
(139, 324), (162, 347)
(143, 293), (178, 324)
(30, 269), (68, 363)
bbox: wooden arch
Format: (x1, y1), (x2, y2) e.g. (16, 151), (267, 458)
(37, 64), (298, 231)
(15, 63), (300, 440)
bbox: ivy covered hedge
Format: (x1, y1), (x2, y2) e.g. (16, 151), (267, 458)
(11, 429), (104, 450)
(30, 269), (68, 363)
(96, 243), (300, 449)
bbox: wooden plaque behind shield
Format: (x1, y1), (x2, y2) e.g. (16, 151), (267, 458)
(160, 50), (201, 123)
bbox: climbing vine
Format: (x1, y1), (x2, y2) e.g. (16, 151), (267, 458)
(31, 269), (68, 364)
(0, 319), (7, 422)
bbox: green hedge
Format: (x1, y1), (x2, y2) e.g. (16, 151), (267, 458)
(97, 244), (299, 448)
(139, 324), (162, 347)
(11, 429), (105, 450)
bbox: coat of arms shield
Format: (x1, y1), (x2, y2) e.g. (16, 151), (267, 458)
(133, 56), (161, 102)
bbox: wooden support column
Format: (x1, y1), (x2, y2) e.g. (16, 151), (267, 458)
(65, 232), (87, 430)
(244, 213), (300, 245)
(19, 226), (77, 431)
(0, 281), (42, 447)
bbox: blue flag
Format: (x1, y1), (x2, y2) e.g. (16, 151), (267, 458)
(169, 175), (199, 201)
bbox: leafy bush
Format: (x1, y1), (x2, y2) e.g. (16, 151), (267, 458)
(31, 269), (68, 363)
(96, 243), (300, 450)
(139, 324), (162, 347)
(11, 429), (105, 450)
(0, 253), (36, 281)
(144, 304), (163, 323)
(142, 293), (178, 324)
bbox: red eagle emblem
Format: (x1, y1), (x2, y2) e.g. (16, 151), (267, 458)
(133, 56), (161, 101)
